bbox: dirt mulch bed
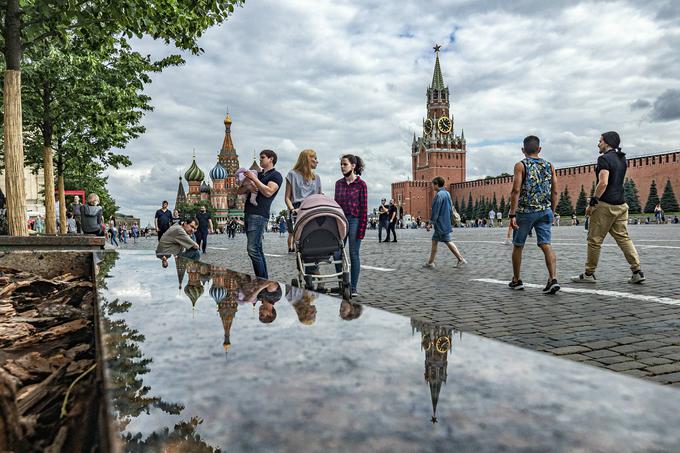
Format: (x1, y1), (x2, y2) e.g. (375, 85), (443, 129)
(0, 267), (98, 452)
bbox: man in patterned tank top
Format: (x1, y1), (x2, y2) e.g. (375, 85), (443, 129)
(508, 136), (560, 294)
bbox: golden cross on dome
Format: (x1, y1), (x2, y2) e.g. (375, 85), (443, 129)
(433, 44), (441, 53)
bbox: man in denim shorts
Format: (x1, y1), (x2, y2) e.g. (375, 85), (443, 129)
(508, 136), (560, 293)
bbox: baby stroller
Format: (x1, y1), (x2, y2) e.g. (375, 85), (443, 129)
(291, 194), (352, 299)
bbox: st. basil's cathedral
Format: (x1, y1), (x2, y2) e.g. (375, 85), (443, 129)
(175, 113), (256, 228)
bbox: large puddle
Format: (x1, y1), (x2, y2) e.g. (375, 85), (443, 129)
(96, 251), (680, 452)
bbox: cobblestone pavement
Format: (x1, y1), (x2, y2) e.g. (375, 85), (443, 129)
(122, 224), (680, 386)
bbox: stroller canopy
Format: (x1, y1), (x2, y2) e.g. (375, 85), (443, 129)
(294, 194), (348, 242)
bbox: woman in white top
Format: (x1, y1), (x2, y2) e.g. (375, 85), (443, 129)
(285, 149), (322, 253)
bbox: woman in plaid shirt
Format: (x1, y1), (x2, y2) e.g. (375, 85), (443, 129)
(334, 154), (368, 297)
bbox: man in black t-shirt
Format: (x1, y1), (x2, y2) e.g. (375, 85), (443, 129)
(572, 131), (644, 284)
(238, 150), (283, 279)
(195, 206), (213, 253)
(154, 200), (173, 241)
(384, 199), (398, 242)
(378, 198), (389, 242)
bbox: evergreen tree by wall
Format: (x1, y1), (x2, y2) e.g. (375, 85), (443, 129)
(466, 192), (474, 219)
(590, 181), (596, 197)
(460, 197), (467, 219)
(492, 193), (498, 212)
(472, 199), (480, 219)
(624, 178), (642, 214)
(575, 185), (588, 216)
(499, 196), (506, 216)
(556, 187), (574, 216)
(660, 179), (680, 212)
(454, 198), (460, 213)
(644, 180), (660, 213)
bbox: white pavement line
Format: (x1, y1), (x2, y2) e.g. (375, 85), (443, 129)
(472, 278), (680, 307)
(265, 253), (285, 257)
(361, 265), (396, 272)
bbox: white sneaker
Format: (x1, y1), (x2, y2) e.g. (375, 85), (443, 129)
(456, 259), (467, 268)
(628, 271), (646, 284)
(504, 239), (511, 245)
(571, 273), (597, 283)
(422, 262), (435, 269)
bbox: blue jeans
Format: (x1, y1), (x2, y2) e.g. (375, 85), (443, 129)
(246, 214), (268, 279)
(335, 216), (362, 292)
(110, 229), (118, 246)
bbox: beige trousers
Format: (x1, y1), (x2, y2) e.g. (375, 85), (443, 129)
(586, 201), (641, 274)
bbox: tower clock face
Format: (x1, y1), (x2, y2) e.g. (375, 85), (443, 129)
(437, 117), (452, 134)
(424, 118), (433, 134)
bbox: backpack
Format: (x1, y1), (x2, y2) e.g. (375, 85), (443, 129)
(451, 206), (461, 226)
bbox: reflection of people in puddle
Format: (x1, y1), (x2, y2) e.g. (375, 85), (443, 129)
(339, 300), (362, 321)
(286, 285), (317, 325)
(157, 254), (172, 268)
(258, 282), (282, 324)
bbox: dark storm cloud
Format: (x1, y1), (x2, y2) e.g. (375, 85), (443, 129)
(650, 89), (680, 122)
(630, 99), (651, 110)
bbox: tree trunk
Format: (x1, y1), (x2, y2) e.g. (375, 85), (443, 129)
(58, 174), (67, 235)
(43, 146), (57, 234)
(3, 0), (27, 236)
(3, 71), (28, 236)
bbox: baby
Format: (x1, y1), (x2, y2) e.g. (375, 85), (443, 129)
(235, 168), (259, 206)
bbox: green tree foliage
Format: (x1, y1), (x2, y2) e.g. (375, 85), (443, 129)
(491, 193), (498, 212)
(590, 181), (596, 197)
(0, 0), (244, 235)
(623, 178), (642, 214)
(175, 200), (217, 228)
(556, 187), (574, 216)
(644, 180), (660, 213)
(454, 197), (460, 213)
(660, 179), (679, 212)
(459, 197), (466, 220)
(575, 185), (588, 216)
(499, 195), (506, 215)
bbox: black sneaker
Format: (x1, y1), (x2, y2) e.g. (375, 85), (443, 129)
(508, 279), (524, 290)
(543, 279), (561, 294)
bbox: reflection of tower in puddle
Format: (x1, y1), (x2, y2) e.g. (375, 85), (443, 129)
(183, 261), (205, 309)
(411, 319), (454, 424)
(175, 257), (187, 290)
(211, 265), (240, 358)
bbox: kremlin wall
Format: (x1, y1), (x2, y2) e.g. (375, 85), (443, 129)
(392, 49), (680, 220)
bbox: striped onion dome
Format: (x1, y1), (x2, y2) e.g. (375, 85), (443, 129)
(210, 285), (227, 303)
(184, 158), (205, 182)
(210, 161), (227, 181)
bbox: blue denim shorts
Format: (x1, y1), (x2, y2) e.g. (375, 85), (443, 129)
(432, 230), (452, 242)
(513, 209), (553, 246)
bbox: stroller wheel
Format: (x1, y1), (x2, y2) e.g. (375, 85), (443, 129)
(342, 272), (351, 287)
(304, 275), (314, 291)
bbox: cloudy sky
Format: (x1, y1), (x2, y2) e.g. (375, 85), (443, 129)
(107, 0), (680, 224)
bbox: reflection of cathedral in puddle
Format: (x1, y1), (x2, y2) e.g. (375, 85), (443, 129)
(411, 319), (456, 424)
(176, 258), (242, 358)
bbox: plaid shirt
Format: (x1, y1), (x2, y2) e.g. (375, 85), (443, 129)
(334, 176), (368, 239)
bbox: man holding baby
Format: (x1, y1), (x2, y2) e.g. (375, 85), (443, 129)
(238, 149), (283, 279)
